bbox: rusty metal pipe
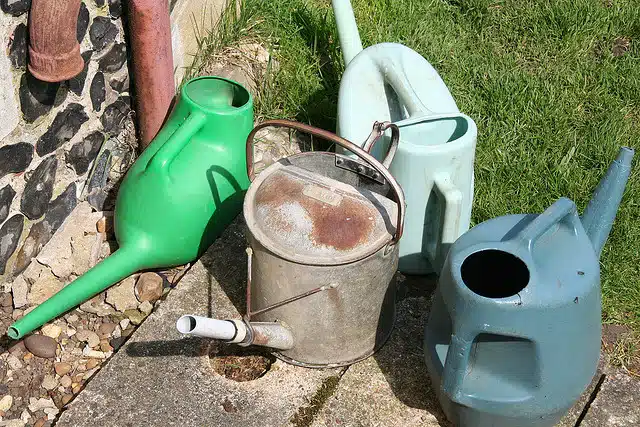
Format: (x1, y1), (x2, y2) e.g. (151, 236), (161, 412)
(28, 0), (85, 82)
(127, 0), (176, 149)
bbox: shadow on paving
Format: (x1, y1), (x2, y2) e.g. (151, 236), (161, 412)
(372, 274), (451, 426)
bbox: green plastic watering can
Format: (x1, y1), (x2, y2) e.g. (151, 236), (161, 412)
(333, 0), (477, 275)
(8, 76), (253, 339)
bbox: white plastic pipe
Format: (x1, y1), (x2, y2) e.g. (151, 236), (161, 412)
(332, 0), (363, 66)
(176, 315), (241, 341)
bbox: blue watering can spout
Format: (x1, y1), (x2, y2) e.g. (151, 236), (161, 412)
(581, 146), (635, 257)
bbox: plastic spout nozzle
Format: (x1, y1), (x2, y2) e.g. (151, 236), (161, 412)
(177, 315), (294, 351)
(581, 146), (635, 257)
(8, 247), (143, 340)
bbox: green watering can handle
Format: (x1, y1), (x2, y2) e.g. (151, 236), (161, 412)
(147, 111), (208, 173)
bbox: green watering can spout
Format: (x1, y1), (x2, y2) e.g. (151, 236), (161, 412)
(581, 146), (635, 257)
(8, 76), (254, 340)
(8, 247), (144, 339)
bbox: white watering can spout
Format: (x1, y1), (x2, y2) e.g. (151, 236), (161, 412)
(176, 315), (294, 351)
(332, 0), (363, 66)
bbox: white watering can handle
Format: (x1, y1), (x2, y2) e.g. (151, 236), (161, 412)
(245, 119), (406, 243)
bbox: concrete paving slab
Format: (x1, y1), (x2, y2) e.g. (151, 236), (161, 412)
(311, 294), (449, 427)
(579, 368), (640, 427)
(57, 219), (342, 427)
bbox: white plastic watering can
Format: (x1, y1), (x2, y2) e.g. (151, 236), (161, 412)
(333, 0), (477, 274)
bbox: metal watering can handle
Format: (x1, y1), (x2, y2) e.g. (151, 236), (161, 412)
(245, 119), (405, 243)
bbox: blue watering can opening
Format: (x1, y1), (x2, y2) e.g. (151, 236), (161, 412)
(461, 249), (530, 298)
(398, 116), (469, 147)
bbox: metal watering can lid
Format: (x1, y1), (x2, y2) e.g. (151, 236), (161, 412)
(244, 120), (405, 266)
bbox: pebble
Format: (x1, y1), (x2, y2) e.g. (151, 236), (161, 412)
(135, 272), (163, 302)
(59, 375), (72, 388)
(98, 322), (116, 337)
(12, 309), (23, 320)
(106, 276), (138, 312)
(10, 276), (29, 308)
(66, 314), (79, 323)
(75, 329), (100, 348)
(83, 368), (98, 380)
(72, 384), (82, 394)
(99, 339), (113, 352)
(86, 359), (99, 370)
(0, 420), (26, 427)
(138, 300), (153, 315)
(41, 324), (62, 339)
(20, 410), (30, 423)
(82, 347), (107, 359)
(119, 318), (130, 330)
(41, 374), (58, 390)
(34, 418), (46, 427)
(24, 334), (58, 359)
(54, 362), (72, 376)
(28, 397), (56, 412)
(7, 355), (23, 370)
(125, 309), (146, 325)
(44, 406), (59, 420)
(0, 395), (13, 412)
(112, 325), (122, 339)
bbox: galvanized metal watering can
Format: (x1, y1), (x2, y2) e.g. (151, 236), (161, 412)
(332, 0), (477, 275)
(8, 76), (253, 339)
(178, 119), (406, 367)
(424, 147), (634, 427)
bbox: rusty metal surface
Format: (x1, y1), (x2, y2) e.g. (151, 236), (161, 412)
(245, 120), (405, 242)
(246, 164), (397, 266)
(249, 235), (398, 367)
(28, 0), (84, 82)
(127, 0), (175, 148)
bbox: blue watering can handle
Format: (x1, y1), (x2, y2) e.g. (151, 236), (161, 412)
(245, 119), (406, 243)
(514, 197), (579, 250)
(441, 334), (474, 407)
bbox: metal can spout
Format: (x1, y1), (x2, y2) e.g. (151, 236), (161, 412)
(176, 315), (294, 351)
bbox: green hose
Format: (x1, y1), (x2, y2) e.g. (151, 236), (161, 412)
(8, 247), (143, 339)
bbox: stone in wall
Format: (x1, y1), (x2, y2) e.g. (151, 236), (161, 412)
(0, 36), (19, 140)
(90, 16), (118, 51)
(8, 23), (27, 69)
(20, 155), (57, 220)
(77, 2), (90, 42)
(0, 0), (30, 16)
(108, 0), (121, 18)
(0, 142), (33, 178)
(69, 51), (94, 96)
(46, 182), (78, 232)
(99, 42), (127, 73)
(66, 131), (105, 175)
(19, 73), (67, 123)
(14, 183), (77, 274)
(90, 72), (106, 111)
(87, 149), (111, 210)
(0, 214), (24, 275)
(0, 185), (16, 224)
(101, 96), (131, 135)
(36, 103), (89, 156)
(109, 70), (129, 93)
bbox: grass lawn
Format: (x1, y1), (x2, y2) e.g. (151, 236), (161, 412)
(190, 0), (639, 331)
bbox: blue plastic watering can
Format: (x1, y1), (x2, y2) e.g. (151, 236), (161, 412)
(332, 0), (477, 274)
(424, 147), (634, 427)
